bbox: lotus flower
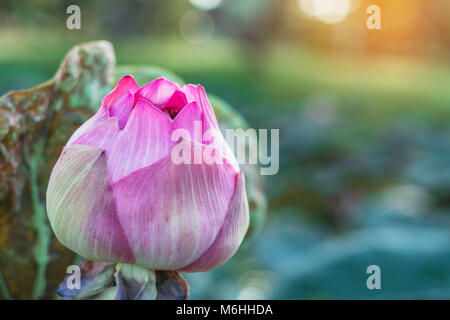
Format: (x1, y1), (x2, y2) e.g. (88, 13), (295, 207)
(46, 75), (249, 273)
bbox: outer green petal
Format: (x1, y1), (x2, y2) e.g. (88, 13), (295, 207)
(46, 144), (135, 264)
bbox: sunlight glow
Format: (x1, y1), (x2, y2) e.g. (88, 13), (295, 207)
(298, 0), (352, 24)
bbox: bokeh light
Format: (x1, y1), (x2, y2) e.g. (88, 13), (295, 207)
(298, 0), (352, 24)
(179, 10), (215, 44)
(188, 0), (222, 11)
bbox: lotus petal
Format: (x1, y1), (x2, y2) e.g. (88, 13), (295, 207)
(103, 74), (140, 108)
(66, 106), (109, 146)
(134, 77), (180, 108)
(46, 144), (135, 263)
(182, 84), (239, 171)
(180, 172), (249, 272)
(103, 75), (141, 130)
(182, 84), (218, 130)
(66, 75), (139, 145)
(72, 99), (173, 182)
(113, 141), (237, 270)
(108, 90), (134, 129)
(172, 102), (203, 144)
(165, 90), (188, 111)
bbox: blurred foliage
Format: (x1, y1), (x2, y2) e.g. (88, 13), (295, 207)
(1, 0), (450, 299)
(0, 41), (116, 299)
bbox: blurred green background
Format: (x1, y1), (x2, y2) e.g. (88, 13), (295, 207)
(1, 0), (450, 299)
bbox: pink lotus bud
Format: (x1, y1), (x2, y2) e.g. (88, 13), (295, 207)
(46, 76), (249, 272)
